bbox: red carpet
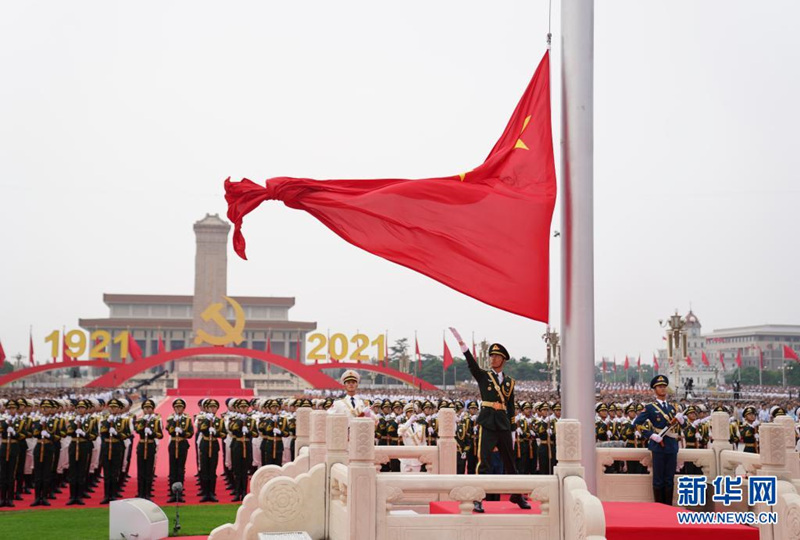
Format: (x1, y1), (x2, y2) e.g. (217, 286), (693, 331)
(167, 378), (253, 397)
(603, 502), (759, 540)
(0, 395), (240, 512)
(430, 500), (541, 514)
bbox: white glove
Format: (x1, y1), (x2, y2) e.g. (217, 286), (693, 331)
(461, 452), (467, 460)
(75, 429), (85, 437)
(675, 413), (686, 425)
(547, 428), (553, 436)
(473, 426), (478, 434)
(41, 430), (50, 438)
(209, 427), (217, 435)
(427, 427), (434, 435)
(416, 413), (426, 421)
(650, 434), (663, 443)
(242, 426), (249, 434)
(7, 427), (15, 436)
(606, 431), (612, 439)
(448, 327), (469, 353)
(273, 429), (281, 435)
(755, 433), (760, 441)
(144, 428), (153, 436)
(109, 427), (117, 436)
(516, 427), (523, 436)
(175, 427), (183, 435)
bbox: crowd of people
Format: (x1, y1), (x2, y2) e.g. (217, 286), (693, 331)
(1, 377), (799, 509)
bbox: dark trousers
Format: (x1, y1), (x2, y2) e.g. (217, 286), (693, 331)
(168, 440), (189, 487)
(476, 426), (517, 477)
(230, 440), (250, 498)
(261, 439), (283, 467)
(516, 441), (534, 474)
(651, 450), (678, 490)
(466, 450), (478, 474)
(199, 439), (220, 496)
(33, 442), (55, 502)
(68, 441), (91, 500)
(1, 443), (20, 502)
(101, 441), (124, 500)
(136, 442), (157, 498)
(537, 444), (552, 475)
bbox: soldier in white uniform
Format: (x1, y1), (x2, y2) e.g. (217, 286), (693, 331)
(397, 403), (426, 472)
(328, 370), (376, 419)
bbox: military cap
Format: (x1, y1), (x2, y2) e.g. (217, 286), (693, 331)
(439, 399), (452, 409)
(142, 399), (156, 409)
(684, 405), (697, 415)
(595, 402), (608, 413)
(467, 400), (479, 410)
(392, 400), (404, 409)
(173, 398), (187, 408)
(608, 404), (617, 412)
(539, 402), (551, 411)
(206, 398), (220, 408)
(301, 398), (313, 408)
(488, 343), (510, 360)
(742, 406), (757, 417)
(340, 370), (360, 384)
(454, 400), (464, 410)
(713, 405), (729, 414)
(650, 374), (669, 388)
(17, 398), (28, 408)
(287, 398), (297, 407)
(6, 399), (18, 409)
(636, 403), (644, 412)
(422, 400), (434, 410)
(323, 397), (334, 408)
(70, 399), (79, 407)
(381, 398), (392, 408)
(119, 398), (130, 408)
(553, 403), (562, 411)
(522, 401), (532, 410)
(770, 406), (786, 418)
(40, 399), (54, 408)
(624, 403), (636, 414)
(403, 402), (415, 413)
(108, 398), (123, 408)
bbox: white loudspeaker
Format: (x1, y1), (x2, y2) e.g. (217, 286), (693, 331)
(109, 498), (169, 540)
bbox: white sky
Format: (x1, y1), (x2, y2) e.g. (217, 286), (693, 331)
(1, 1), (798, 366)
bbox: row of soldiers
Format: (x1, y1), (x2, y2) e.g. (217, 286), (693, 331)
(593, 400), (788, 475)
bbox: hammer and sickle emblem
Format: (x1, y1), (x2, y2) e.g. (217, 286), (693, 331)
(194, 296), (245, 346)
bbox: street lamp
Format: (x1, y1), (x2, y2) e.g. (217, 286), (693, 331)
(658, 311), (688, 394)
(542, 326), (561, 392)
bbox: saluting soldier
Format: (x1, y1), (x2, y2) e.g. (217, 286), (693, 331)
(633, 374), (687, 506)
(134, 399), (163, 499)
(166, 398), (194, 502)
(1, 399), (26, 507)
(100, 398), (131, 504)
(65, 399), (96, 505)
(450, 327), (530, 513)
(197, 398), (225, 502)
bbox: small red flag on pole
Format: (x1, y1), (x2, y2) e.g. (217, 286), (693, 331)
(719, 351), (726, 369)
(0, 339), (6, 368)
(128, 333), (143, 362)
(29, 331), (35, 366)
(443, 338), (454, 370)
(685, 355), (693, 367)
(735, 350), (743, 368)
(784, 345), (800, 362)
(415, 334), (422, 371)
(637, 355), (641, 369)
(602, 358), (607, 373)
(157, 334), (166, 354)
(653, 354), (659, 372)
(623, 356), (629, 371)
(701, 351), (710, 367)
(758, 346), (764, 369)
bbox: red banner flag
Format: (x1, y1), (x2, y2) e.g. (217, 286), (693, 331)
(29, 332), (35, 366)
(735, 350), (743, 368)
(602, 358), (607, 373)
(62, 333), (71, 362)
(685, 355), (693, 367)
(784, 345), (800, 362)
(415, 335), (422, 371)
(443, 339), (454, 370)
(637, 355), (641, 369)
(653, 354), (659, 372)
(624, 356), (629, 371)
(758, 346), (764, 369)
(157, 334), (166, 354)
(225, 52), (556, 322)
(0, 339), (5, 368)
(128, 333), (143, 362)
(719, 352), (726, 369)
(701, 351), (710, 367)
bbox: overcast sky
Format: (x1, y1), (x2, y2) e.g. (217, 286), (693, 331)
(2, 1), (798, 367)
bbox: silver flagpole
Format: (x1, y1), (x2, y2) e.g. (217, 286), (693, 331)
(560, 0), (596, 492)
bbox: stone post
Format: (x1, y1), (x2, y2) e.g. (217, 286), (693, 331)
(309, 411), (328, 468)
(326, 414), (349, 467)
(436, 408), (456, 475)
(554, 419), (583, 540)
(348, 418), (377, 540)
(295, 407), (311, 454)
(759, 423), (789, 481)
(774, 416), (800, 478)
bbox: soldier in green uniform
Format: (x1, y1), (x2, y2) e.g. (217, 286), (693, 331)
(515, 402), (535, 474)
(65, 399), (95, 505)
(679, 405), (702, 474)
(228, 398), (252, 502)
(134, 399), (163, 499)
(740, 405), (759, 454)
(1, 400), (26, 507)
(166, 398), (194, 502)
(450, 327), (530, 513)
(259, 399), (287, 467)
(386, 401), (402, 472)
(621, 403), (643, 474)
(100, 398), (130, 504)
(197, 398), (226, 502)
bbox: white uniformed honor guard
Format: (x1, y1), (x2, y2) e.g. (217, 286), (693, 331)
(328, 370), (375, 420)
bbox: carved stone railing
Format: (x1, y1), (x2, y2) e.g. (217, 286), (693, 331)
(563, 475), (606, 540)
(775, 480), (800, 540)
(774, 416), (800, 479)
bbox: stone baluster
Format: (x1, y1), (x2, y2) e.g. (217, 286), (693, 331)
(759, 423), (789, 480)
(309, 410), (328, 468)
(437, 408), (456, 475)
(348, 418), (377, 540)
(773, 416), (800, 478)
(295, 406), (311, 454)
(710, 411), (733, 451)
(326, 413), (349, 467)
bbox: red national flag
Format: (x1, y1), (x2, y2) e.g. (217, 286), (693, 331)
(157, 334), (166, 354)
(701, 351), (710, 367)
(735, 350), (743, 368)
(415, 335), (422, 371)
(29, 332), (35, 366)
(0, 339), (5, 367)
(624, 356), (629, 371)
(758, 346), (764, 369)
(225, 52), (556, 322)
(653, 354), (659, 371)
(443, 339), (454, 370)
(719, 351), (726, 369)
(62, 333), (71, 362)
(685, 355), (693, 367)
(295, 334), (302, 362)
(637, 355), (641, 369)
(784, 345), (800, 362)
(128, 333), (143, 362)
(601, 358), (607, 373)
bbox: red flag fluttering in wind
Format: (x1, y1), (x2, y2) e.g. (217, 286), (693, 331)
(128, 333), (143, 362)
(415, 335), (422, 371)
(685, 355), (693, 367)
(601, 358), (607, 373)
(784, 345), (800, 362)
(758, 346), (764, 369)
(29, 331), (35, 366)
(719, 351), (726, 369)
(735, 350), (743, 368)
(701, 351), (710, 367)
(443, 338), (454, 370)
(0, 339), (5, 368)
(62, 333), (71, 362)
(225, 52), (556, 322)
(653, 354), (659, 372)
(637, 355), (641, 369)
(623, 356), (629, 371)
(157, 334), (166, 354)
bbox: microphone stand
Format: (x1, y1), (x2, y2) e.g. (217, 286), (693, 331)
(172, 484), (182, 535)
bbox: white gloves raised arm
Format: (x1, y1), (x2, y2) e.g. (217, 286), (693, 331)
(448, 327), (469, 353)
